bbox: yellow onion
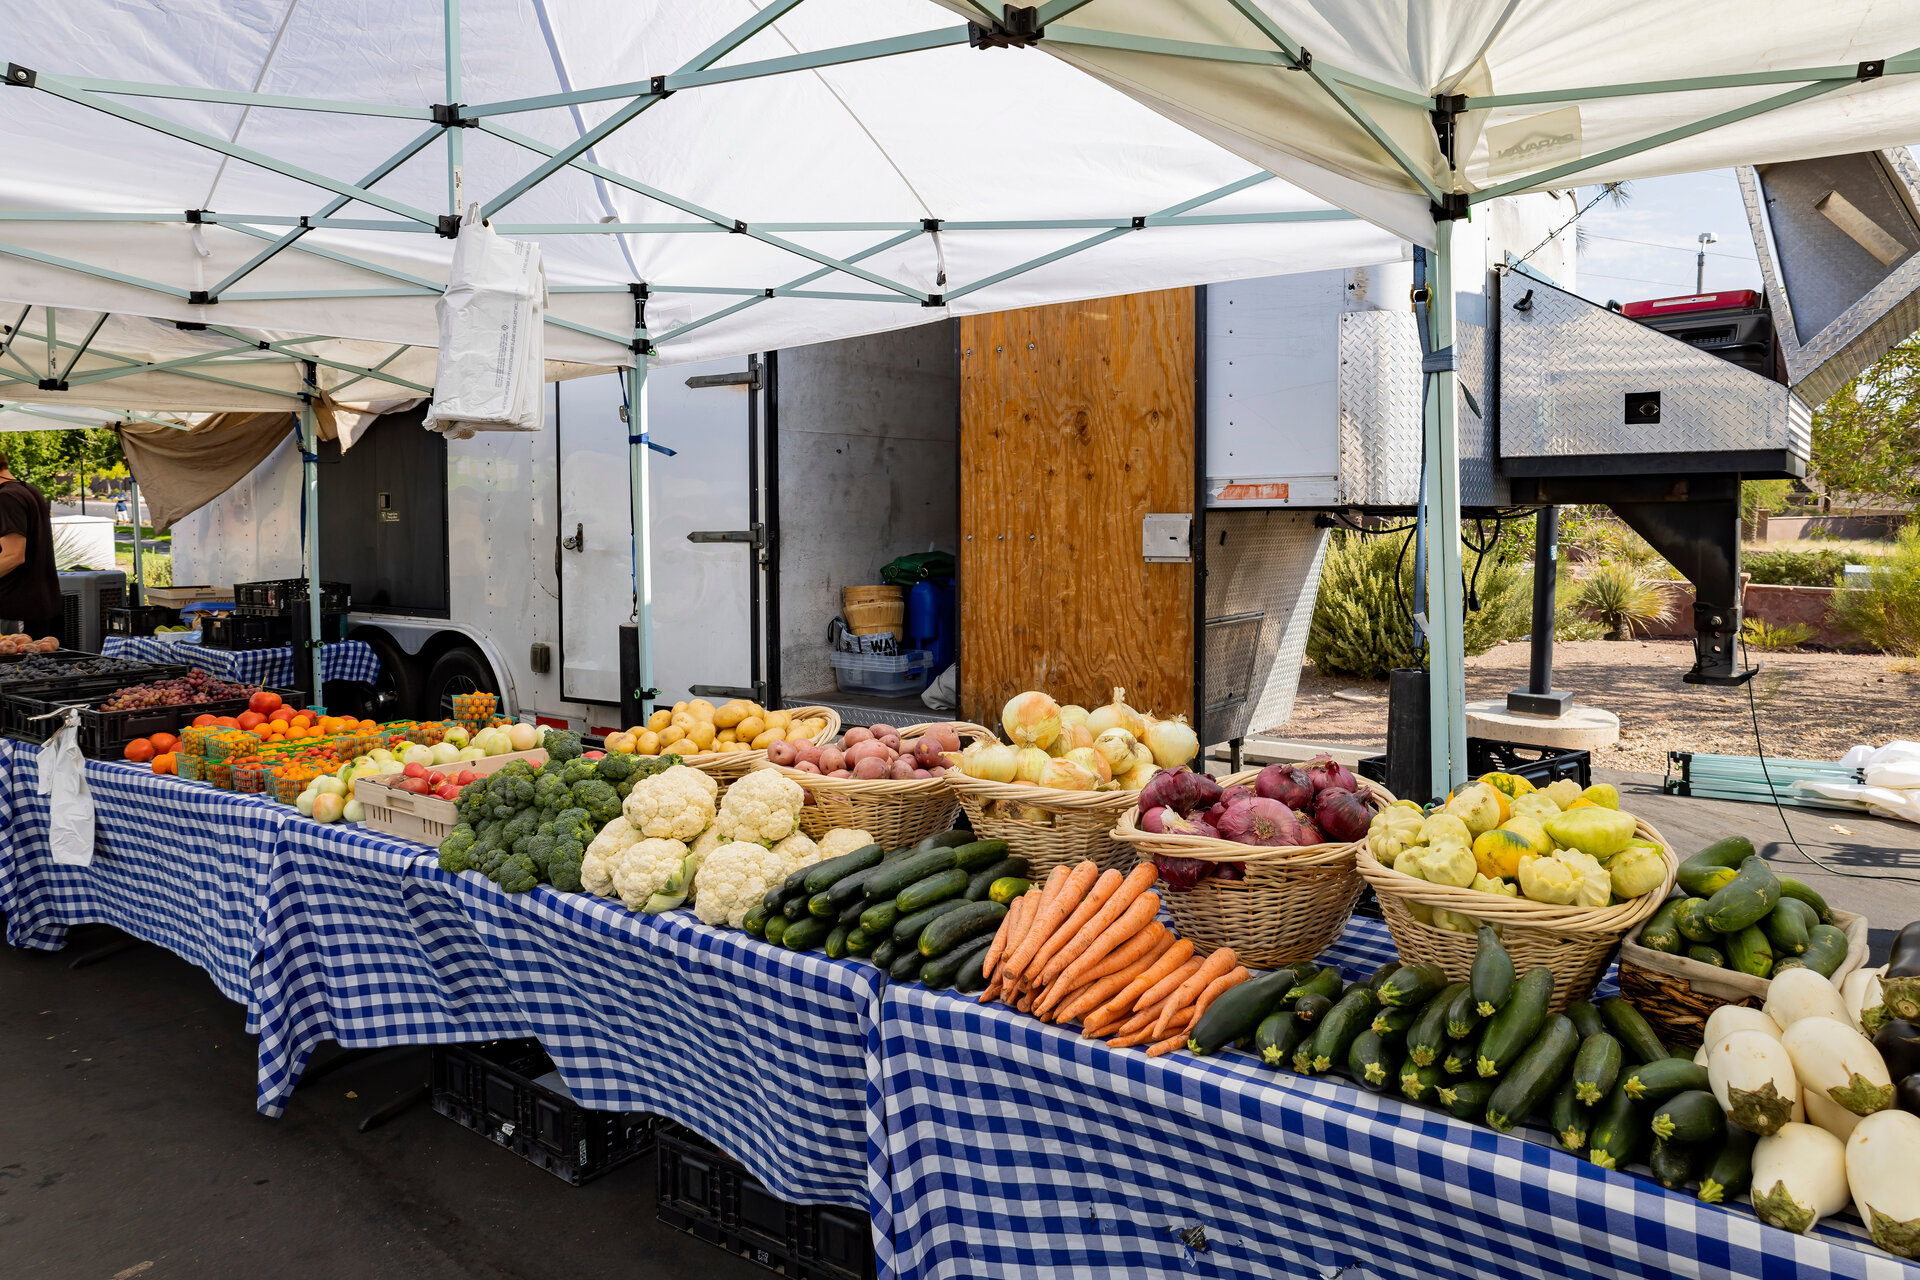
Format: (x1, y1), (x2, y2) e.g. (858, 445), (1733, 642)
(1059, 704), (1091, 733)
(1012, 745), (1051, 785)
(962, 741), (1018, 783)
(1092, 727), (1136, 774)
(1038, 757), (1099, 790)
(1056, 720), (1095, 752)
(1087, 687), (1147, 741)
(1044, 736), (1071, 758)
(1144, 715), (1199, 768)
(1001, 691), (1061, 749)
(1116, 761), (1159, 791)
(1065, 745), (1112, 784)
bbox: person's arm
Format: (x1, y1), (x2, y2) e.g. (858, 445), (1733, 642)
(0, 532), (24, 577)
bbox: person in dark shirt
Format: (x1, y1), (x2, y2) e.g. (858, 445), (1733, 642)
(0, 452), (62, 641)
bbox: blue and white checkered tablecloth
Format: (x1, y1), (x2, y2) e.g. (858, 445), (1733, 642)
(101, 635), (381, 687)
(252, 826), (529, 1117)
(873, 914), (1913, 1280)
(402, 861), (882, 1209)
(0, 741), (287, 1009)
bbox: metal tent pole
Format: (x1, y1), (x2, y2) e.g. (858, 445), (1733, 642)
(626, 351), (656, 722)
(126, 476), (143, 606)
(298, 361), (325, 709)
(1424, 221), (1467, 792)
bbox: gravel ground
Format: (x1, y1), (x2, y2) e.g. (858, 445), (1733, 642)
(1270, 638), (1920, 773)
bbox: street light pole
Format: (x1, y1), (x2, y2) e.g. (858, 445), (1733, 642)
(1696, 231), (1717, 293)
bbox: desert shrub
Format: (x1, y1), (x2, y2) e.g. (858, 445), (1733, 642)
(1828, 524), (1920, 656)
(1741, 618), (1814, 651)
(1308, 531), (1530, 679)
(1575, 561), (1676, 639)
(1744, 547), (1852, 587)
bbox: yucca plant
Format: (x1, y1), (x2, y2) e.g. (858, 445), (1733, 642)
(1575, 561), (1675, 640)
(1307, 531), (1530, 678)
(1740, 617), (1814, 651)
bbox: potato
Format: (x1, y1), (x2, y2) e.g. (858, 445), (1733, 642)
(766, 709), (792, 729)
(795, 760), (821, 774)
(878, 733), (902, 754)
(711, 700), (750, 728)
(658, 725), (686, 746)
(796, 718), (824, 738)
(828, 768), (852, 779)
(605, 731), (636, 753)
(636, 730), (661, 755)
(846, 739), (896, 766)
(671, 700), (688, 716)
(818, 746), (846, 774)
(844, 727), (872, 747)
(869, 723), (898, 740)
(647, 709), (672, 732)
(687, 698), (716, 719)
(734, 715), (765, 740)
(664, 738), (697, 755)
(767, 739), (799, 766)
(750, 728), (781, 750)
(923, 726), (960, 753)
(889, 756), (917, 780)
(716, 728), (735, 744)
(912, 768), (932, 780)
(687, 721), (716, 750)
(852, 757), (889, 780)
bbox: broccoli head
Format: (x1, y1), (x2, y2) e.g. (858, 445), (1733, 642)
(478, 844), (513, 879)
(501, 809), (542, 847)
(522, 830), (557, 877)
(616, 778), (635, 800)
(594, 751), (637, 783)
(534, 771), (574, 811)
(569, 779), (621, 826)
(552, 806), (597, 847)
(632, 756), (680, 783)
(560, 756), (598, 787)
(438, 823), (479, 874)
(542, 728), (584, 763)
(548, 837), (586, 893)
(492, 852), (540, 894)
(496, 759), (537, 781)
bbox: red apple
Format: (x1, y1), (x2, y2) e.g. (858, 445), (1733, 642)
(403, 762), (428, 780)
(434, 784), (461, 800)
(400, 778), (431, 795)
(454, 770), (478, 786)
(584, 750), (604, 760)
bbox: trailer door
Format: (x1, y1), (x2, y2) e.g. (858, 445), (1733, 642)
(555, 375), (636, 706)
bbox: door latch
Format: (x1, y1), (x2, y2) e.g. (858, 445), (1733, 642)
(562, 522), (584, 551)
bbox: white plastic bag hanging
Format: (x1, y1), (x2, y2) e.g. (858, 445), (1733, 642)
(423, 209), (546, 439)
(33, 706), (95, 867)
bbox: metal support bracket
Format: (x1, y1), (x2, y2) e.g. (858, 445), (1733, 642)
(5, 63), (35, 88)
(649, 75), (672, 98)
(36, 378), (68, 391)
(969, 6), (1042, 48)
(188, 289), (215, 305)
(922, 293), (945, 307)
(435, 213), (462, 238)
(430, 103), (476, 126)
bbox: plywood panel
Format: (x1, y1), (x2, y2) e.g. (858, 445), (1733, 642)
(959, 290), (1195, 729)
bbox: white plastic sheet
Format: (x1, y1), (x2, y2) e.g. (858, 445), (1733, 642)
(33, 707), (95, 867)
(423, 217), (547, 438)
(1806, 741), (1920, 825)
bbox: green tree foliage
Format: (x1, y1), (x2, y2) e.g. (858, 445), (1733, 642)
(1307, 531), (1530, 680)
(1811, 336), (1920, 511)
(1828, 523), (1920, 657)
(0, 427), (125, 497)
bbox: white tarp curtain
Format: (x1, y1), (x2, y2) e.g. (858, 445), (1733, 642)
(961, 1), (1920, 246)
(0, 0), (1406, 386)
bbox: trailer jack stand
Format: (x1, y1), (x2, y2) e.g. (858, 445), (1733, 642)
(1605, 475), (1756, 687)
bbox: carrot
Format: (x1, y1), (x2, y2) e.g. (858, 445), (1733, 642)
(1145, 1032), (1190, 1057)
(1037, 863), (1158, 987)
(1153, 947), (1237, 1039)
(982, 890), (1035, 983)
(1133, 951), (1206, 1017)
(1052, 941), (1167, 1026)
(1025, 867), (1123, 985)
(1044, 889), (1161, 995)
(1115, 978), (1191, 1036)
(1035, 922), (1166, 1019)
(1003, 861), (1098, 980)
(1106, 1026), (1161, 1049)
(1182, 967), (1249, 1040)
(1090, 937), (1193, 1029)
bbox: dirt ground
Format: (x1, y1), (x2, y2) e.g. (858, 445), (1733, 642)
(1269, 638), (1920, 773)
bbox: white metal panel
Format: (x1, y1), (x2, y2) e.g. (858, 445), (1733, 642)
(556, 374), (637, 706)
(445, 426), (554, 714)
(1204, 270), (1343, 506)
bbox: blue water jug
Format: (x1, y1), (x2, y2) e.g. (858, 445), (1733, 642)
(907, 579), (954, 671)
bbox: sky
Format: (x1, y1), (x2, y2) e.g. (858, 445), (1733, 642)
(1569, 170), (1764, 307)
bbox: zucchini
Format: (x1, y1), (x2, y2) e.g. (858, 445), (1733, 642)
(1188, 967), (1300, 1055)
(921, 935), (992, 989)
(1377, 962), (1448, 1009)
(1302, 985), (1378, 1075)
(1651, 1089), (1725, 1144)
(859, 900), (900, 935)
(1347, 1028), (1402, 1092)
(887, 949), (923, 982)
(1673, 898), (1717, 945)
(824, 924), (851, 959)
(863, 847), (966, 900)
(1443, 982), (1483, 1040)
(963, 856), (1027, 900)
(1399, 1060), (1445, 1103)
(952, 942), (992, 994)
(845, 925), (876, 956)
(915, 829), (977, 850)
(808, 888), (841, 918)
(918, 900), (1008, 958)
(1702, 856), (1780, 933)
(1255, 1012), (1307, 1069)
(1622, 1056), (1709, 1103)
(1287, 966), (1343, 1003)
(1649, 1135), (1698, 1191)
(838, 897), (872, 927)
(763, 883), (791, 914)
(870, 937), (900, 970)
(1441, 1025), (1484, 1077)
(1724, 922), (1773, 978)
(895, 867), (969, 915)
(1549, 1078), (1590, 1152)
(1762, 896), (1816, 955)
(1572, 1032), (1624, 1104)
(1675, 836), (1757, 895)
(1367, 960), (1404, 993)
(1696, 1124), (1758, 1204)
(1485, 1014), (1578, 1130)
(1587, 1082), (1644, 1171)
(1778, 923), (1847, 978)
(1437, 1077), (1496, 1120)
(1638, 897), (1686, 954)
(1406, 983), (1467, 1067)
(1775, 874), (1833, 925)
(1292, 993), (1334, 1026)
(780, 864), (815, 896)
(827, 862), (884, 908)
(949, 839), (1013, 873)
(782, 915), (833, 952)
(892, 899), (969, 944)
(763, 914), (789, 947)
(803, 843), (884, 894)
(1471, 925), (1516, 1016)
(782, 892), (814, 921)
(742, 903), (771, 938)
(1370, 1004), (1421, 1040)
(1566, 1000), (1606, 1040)
(1600, 996), (1667, 1065)
(1477, 965), (1553, 1077)
(988, 877), (1031, 905)
(1686, 943), (1727, 968)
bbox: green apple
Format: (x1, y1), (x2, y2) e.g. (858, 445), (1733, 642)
(429, 741), (461, 766)
(442, 726), (470, 748)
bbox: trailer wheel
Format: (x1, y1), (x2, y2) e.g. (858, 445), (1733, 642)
(350, 628), (421, 721)
(423, 644), (499, 721)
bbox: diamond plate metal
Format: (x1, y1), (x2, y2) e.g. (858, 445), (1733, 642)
(1454, 273), (1507, 507)
(1201, 510), (1327, 743)
(1337, 311), (1422, 506)
(1499, 274), (1809, 463)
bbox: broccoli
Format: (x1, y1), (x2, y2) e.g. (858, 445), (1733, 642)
(616, 778), (635, 800)
(633, 756), (680, 783)
(478, 845), (513, 879)
(533, 771), (574, 811)
(594, 751), (637, 783)
(496, 759), (537, 781)
(501, 809), (541, 848)
(569, 779), (621, 826)
(438, 823), (479, 874)
(492, 852), (540, 894)
(552, 806), (596, 847)
(543, 728), (584, 763)
(560, 756), (598, 787)
(522, 830), (556, 877)
(548, 836), (586, 894)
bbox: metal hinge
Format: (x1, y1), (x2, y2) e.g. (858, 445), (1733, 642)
(685, 368), (761, 390)
(687, 523), (765, 548)
(968, 6), (1042, 48)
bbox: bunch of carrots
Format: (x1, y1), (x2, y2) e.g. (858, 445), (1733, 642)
(979, 859), (1248, 1057)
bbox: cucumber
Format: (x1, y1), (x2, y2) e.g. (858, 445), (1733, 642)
(803, 843), (884, 894)
(1673, 898), (1717, 945)
(1686, 943), (1727, 968)
(988, 877), (1031, 905)
(1287, 966), (1343, 1002)
(870, 937), (899, 969)
(1599, 996), (1667, 1065)
(1485, 1014), (1578, 1130)
(763, 914), (788, 946)
(1650, 1135), (1698, 1191)
(845, 925), (876, 956)
(921, 935), (992, 989)
(1675, 836), (1757, 895)
(1443, 982), (1483, 1040)
(1406, 983), (1467, 1067)
(953, 942), (992, 994)
(1778, 923), (1848, 978)
(808, 888), (842, 918)
(782, 915), (833, 952)
(1566, 1000), (1606, 1041)
(893, 899), (969, 944)
(915, 830), (977, 850)
(859, 900), (900, 935)
(763, 883), (791, 914)
(1775, 874), (1833, 925)
(1572, 1032), (1624, 1104)
(1621, 1056), (1709, 1103)
(1549, 1077), (1590, 1152)
(1471, 925), (1516, 1016)
(1303, 985), (1378, 1075)
(1476, 965), (1553, 1077)
(1696, 1124), (1758, 1204)
(1255, 1012), (1307, 1068)
(949, 839), (1013, 873)
(782, 892), (813, 921)
(1377, 962), (1448, 1008)
(1188, 967), (1300, 1055)
(1441, 1025), (1484, 1077)
(964, 857), (1024, 901)
(1638, 898), (1686, 954)
(1761, 896), (1816, 955)
(1367, 960), (1404, 993)
(918, 900), (1007, 958)
(896, 867), (969, 915)
(888, 949), (923, 982)
(780, 863), (815, 896)
(1437, 1077), (1496, 1120)
(827, 862), (885, 908)
(838, 897), (872, 926)
(1370, 1004), (1422, 1040)
(742, 903), (771, 938)
(863, 847), (966, 900)
(824, 924), (851, 959)
(1725, 922), (1773, 978)
(1292, 993), (1334, 1026)
(1702, 856), (1780, 933)
(1399, 1060), (1445, 1103)
(1587, 1082), (1644, 1171)
(1651, 1089), (1725, 1144)
(1347, 1028), (1402, 1092)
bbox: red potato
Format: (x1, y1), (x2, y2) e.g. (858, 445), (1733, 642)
(795, 760), (821, 774)
(879, 734), (902, 753)
(845, 739), (894, 766)
(829, 768), (852, 778)
(767, 739), (800, 766)
(795, 741), (821, 767)
(869, 723), (898, 739)
(818, 745), (846, 773)
(889, 756), (917, 780)
(912, 768), (932, 780)
(852, 757), (889, 780)
(843, 727), (873, 747)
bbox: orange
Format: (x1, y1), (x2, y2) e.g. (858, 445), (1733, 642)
(291, 714), (312, 728)
(192, 714), (217, 728)
(250, 724), (274, 740)
(150, 732), (178, 754)
(123, 738), (156, 763)
(151, 752), (175, 775)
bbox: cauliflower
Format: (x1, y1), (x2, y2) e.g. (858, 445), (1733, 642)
(687, 823), (725, 866)
(693, 840), (790, 928)
(771, 830), (821, 875)
(623, 768), (718, 840)
(612, 837), (692, 911)
(713, 768), (805, 845)
(581, 816), (643, 897)
(815, 828), (877, 860)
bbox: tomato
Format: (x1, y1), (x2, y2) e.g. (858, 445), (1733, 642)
(191, 714), (217, 728)
(249, 690), (283, 716)
(123, 738), (156, 763)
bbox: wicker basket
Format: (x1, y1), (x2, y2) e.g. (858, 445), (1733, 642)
(754, 721), (994, 847)
(1615, 906), (1870, 1050)
(684, 706), (841, 796)
(842, 586), (904, 636)
(945, 773), (1142, 876)
(1355, 817), (1678, 1013)
(1111, 774), (1393, 967)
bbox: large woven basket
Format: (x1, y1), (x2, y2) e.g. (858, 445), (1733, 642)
(1355, 817), (1678, 1013)
(754, 720), (995, 848)
(945, 773), (1141, 876)
(684, 706), (841, 796)
(1615, 906), (1870, 1050)
(1111, 773), (1392, 967)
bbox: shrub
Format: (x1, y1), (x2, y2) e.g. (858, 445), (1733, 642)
(1741, 618), (1814, 651)
(1743, 547), (1852, 587)
(1575, 561), (1676, 639)
(1828, 524), (1920, 656)
(1307, 531), (1530, 680)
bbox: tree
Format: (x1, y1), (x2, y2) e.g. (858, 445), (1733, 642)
(1810, 336), (1920, 512)
(0, 427), (124, 497)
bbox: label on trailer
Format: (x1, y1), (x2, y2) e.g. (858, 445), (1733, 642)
(1216, 482), (1288, 501)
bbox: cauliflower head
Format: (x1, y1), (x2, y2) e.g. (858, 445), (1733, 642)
(623, 768), (718, 840)
(714, 768), (805, 844)
(612, 837), (691, 911)
(815, 828), (877, 860)
(581, 816), (643, 897)
(771, 830), (821, 875)
(693, 840), (790, 928)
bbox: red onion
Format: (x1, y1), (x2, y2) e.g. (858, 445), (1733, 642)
(1216, 796), (1302, 847)
(1213, 861), (1247, 881)
(1152, 854), (1217, 892)
(1313, 786), (1373, 843)
(1254, 764), (1314, 810)
(1293, 815), (1324, 846)
(1139, 766), (1220, 817)
(1203, 785), (1253, 831)
(1304, 755), (1359, 795)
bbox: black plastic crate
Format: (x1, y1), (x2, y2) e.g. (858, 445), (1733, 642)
(1, 680), (293, 758)
(200, 609), (348, 650)
(105, 604), (182, 637)
(0, 653), (188, 686)
(431, 1040), (657, 1186)
(1357, 736), (1591, 803)
(802, 1205), (878, 1280)
(233, 578), (351, 612)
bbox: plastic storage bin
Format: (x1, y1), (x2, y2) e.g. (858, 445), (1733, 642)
(828, 649), (932, 697)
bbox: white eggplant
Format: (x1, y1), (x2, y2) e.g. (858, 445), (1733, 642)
(1847, 1110), (1920, 1259)
(1705, 1005), (1783, 1049)
(1781, 1016), (1894, 1117)
(1709, 1029), (1800, 1135)
(1751, 1122), (1850, 1234)
(1764, 966), (1851, 1031)
(1803, 1089), (1864, 1143)
(1847, 965), (1890, 1034)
